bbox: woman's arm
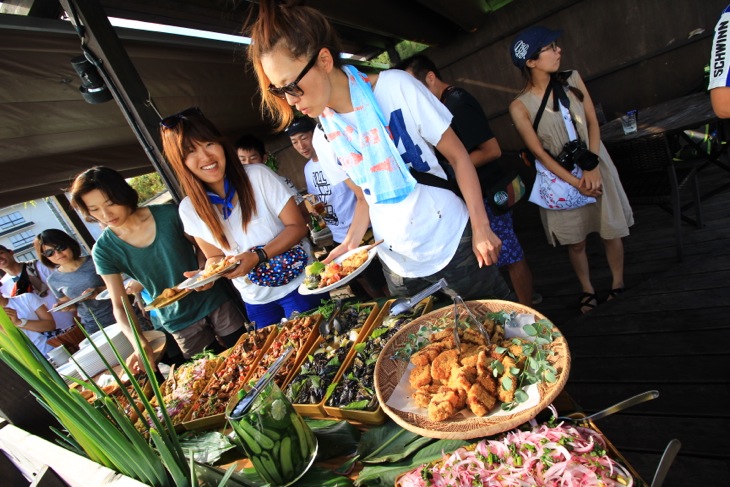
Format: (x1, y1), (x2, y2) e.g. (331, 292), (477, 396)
(323, 179), (371, 263)
(436, 128), (501, 267)
(572, 74), (603, 192)
(3, 305), (56, 332)
(100, 272), (153, 371)
(509, 98), (599, 198)
(224, 197), (309, 279)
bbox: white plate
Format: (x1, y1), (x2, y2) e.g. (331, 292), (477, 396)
(298, 245), (378, 295)
(178, 260), (239, 290)
(48, 289), (94, 312)
(96, 278), (134, 300)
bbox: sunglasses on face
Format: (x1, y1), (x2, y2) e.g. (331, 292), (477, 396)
(42, 244), (68, 258)
(160, 107), (203, 129)
(268, 54), (318, 99)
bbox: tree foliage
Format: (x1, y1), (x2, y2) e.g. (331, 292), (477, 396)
(128, 172), (167, 203)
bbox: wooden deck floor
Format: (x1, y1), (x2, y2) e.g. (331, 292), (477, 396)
(509, 161), (730, 486)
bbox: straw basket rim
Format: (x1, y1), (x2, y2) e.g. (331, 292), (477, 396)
(374, 299), (571, 440)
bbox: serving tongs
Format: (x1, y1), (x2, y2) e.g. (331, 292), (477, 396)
(442, 285), (491, 352)
(389, 278), (447, 316)
(319, 298), (343, 337)
(229, 347), (294, 418)
(556, 390), (660, 426)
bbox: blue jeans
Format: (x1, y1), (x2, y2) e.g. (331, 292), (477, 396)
(245, 287), (322, 329)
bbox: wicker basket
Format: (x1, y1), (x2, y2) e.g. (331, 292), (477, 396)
(374, 300), (571, 440)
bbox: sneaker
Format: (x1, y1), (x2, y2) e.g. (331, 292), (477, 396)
(531, 292), (543, 306)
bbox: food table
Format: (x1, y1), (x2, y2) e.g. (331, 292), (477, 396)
(159, 297), (649, 486)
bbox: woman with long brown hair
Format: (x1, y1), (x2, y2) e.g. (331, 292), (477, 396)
(244, 0), (511, 301)
(160, 108), (320, 328)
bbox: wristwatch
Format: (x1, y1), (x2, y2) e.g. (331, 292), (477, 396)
(252, 247), (269, 265)
(18, 318), (28, 328)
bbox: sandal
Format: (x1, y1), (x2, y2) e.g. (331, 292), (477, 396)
(579, 292), (598, 315)
(607, 287), (626, 300)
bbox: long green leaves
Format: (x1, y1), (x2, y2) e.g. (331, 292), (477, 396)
(0, 303), (189, 486)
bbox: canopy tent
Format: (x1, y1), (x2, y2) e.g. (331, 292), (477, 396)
(0, 0), (500, 207)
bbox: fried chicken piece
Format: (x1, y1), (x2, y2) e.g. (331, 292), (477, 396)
(161, 287), (180, 299)
(409, 364), (432, 388)
(411, 342), (447, 366)
(427, 388), (461, 421)
(467, 381), (498, 416)
(461, 345), (487, 367)
(476, 374), (499, 398)
(447, 365), (477, 395)
(430, 349), (461, 383)
(413, 385), (440, 408)
(490, 324), (505, 344)
(461, 327), (489, 346)
(481, 318), (496, 336)
(476, 349), (493, 376)
(429, 328), (456, 343)
(497, 356), (518, 403)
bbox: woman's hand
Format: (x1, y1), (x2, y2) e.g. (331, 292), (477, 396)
(80, 287), (99, 301)
(3, 307), (20, 326)
(579, 166), (603, 193)
(472, 225), (502, 267)
(322, 243), (351, 264)
(224, 252), (258, 280)
(125, 280), (144, 295)
(125, 340), (156, 374)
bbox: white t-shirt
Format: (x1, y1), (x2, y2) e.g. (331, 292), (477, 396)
(179, 164), (310, 304)
(6, 292), (54, 357)
(303, 158), (357, 243)
(313, 69), (469, 277)
(1, 261), (75, 330)
(710, 5), (730, 89)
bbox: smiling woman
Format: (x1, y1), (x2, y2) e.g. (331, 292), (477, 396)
(159, 108), (321, 328)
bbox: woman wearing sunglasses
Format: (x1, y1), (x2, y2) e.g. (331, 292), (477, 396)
(245, 1), (511, 301)
(69, 167), (246, 370)
(159, 109), (320, 328)
(34, 229), (115, 333)
(508, 27), (633, 314)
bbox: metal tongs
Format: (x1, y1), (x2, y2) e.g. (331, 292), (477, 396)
(556, 390), (659, 426)
(442, 285), (491, 351)
(230, 347), (294, 418)
(389, 278), (448, 316)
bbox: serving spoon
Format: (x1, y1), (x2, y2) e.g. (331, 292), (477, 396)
(557, 390), (660, 426)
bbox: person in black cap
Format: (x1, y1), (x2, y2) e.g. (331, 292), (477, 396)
(285, 116), (388, 298)
(508, 26), (633, 315)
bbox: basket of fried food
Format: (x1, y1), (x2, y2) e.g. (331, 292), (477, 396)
(395, 419), (634, 487)
(375, 300), (570, 439)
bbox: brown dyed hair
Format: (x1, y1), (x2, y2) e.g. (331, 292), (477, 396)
(34, 229), (82, 268)
(160, 109), (256, 251)
(245, 0), (343, 131)
(69, 166), (139, 217)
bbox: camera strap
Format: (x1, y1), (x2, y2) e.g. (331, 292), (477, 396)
(558, 100), (579, 143)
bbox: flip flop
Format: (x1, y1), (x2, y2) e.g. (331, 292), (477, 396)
(579, 292), (598, 315)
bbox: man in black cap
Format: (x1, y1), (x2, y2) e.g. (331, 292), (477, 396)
(286, 117), (388, 298)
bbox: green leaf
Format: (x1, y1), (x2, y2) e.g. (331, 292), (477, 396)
(358, 421), (421, 462)
(341, 399), (370, 410)
(501, 376), (513, 391)
(523, 323), (537, 336)
(363, 435), (434, 464)
(544, 370), (557, 383)
(514, 389), (529, 403)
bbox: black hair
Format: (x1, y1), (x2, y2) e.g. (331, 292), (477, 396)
(34, 229), (82, 268)
(234, 134), (266, 157)
(395, 54), (442, 83)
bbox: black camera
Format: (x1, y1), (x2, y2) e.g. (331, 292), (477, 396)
(556, 140), (599, 171)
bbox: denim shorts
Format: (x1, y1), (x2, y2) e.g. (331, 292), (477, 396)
(245, 287), (322, 329)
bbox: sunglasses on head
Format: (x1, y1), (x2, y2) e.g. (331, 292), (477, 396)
(42, 244), (68, 258)
(160, 107), (203, 129)
(268, 53), (318, 99)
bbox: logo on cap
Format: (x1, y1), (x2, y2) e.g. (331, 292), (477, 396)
(514, 40), (529, 60)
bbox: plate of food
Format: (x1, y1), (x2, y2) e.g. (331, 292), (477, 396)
(178, 256), (239, 290)
(144, 286), (192, 311)
(374, 300), (570, 439)
(299, 241), (381, 295)
(48, 289), (95, 312)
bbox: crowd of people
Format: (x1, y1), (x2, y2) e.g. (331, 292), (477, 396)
(2, 0), (646, 369)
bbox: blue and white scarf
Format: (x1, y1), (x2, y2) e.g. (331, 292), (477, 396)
(319, 65), (416, 204)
